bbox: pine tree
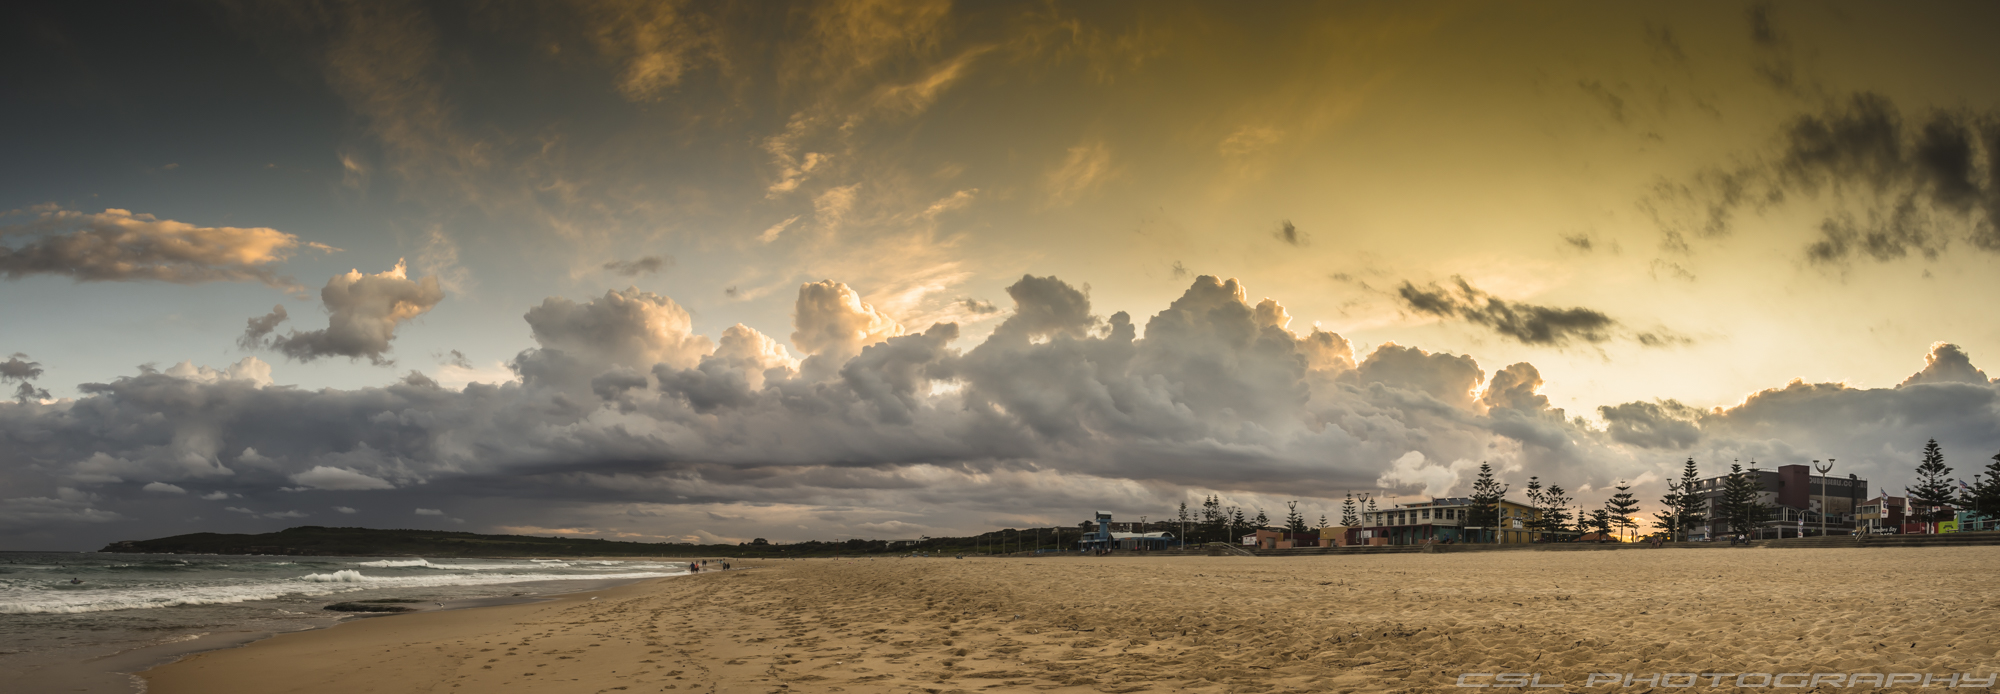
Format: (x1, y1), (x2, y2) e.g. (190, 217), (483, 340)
(1539, 484), (1573, 538)
(1340, 493), (1359, 527)
(1229, 507), (1248, 540)
(1587, 508), (1613, 538)
(1469, 462), (1506, 542)
(1673, 458), (1705, 541)
(1720, 462), (1767, 536)
(1908, 438), (1957, 528)
(1253, 508), (1270, 530)
(1654, 474), (1683, 539)
(1604, 480), (1640, 542)
(1525, 476), (1547, 539)
(1318, 513), (1329, 530)
(1285, 501), (1309, 534)
(1969, 451), (2000, 529)
(1201, 496), (1224, 543)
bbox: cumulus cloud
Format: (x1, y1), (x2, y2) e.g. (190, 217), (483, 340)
(242, 260), (444, 365)
(1397, 277), (1661, 347)
(334, 506), (358, 514)
(0, 207), (334, 288)
(290, 466), (396, 491)
(522, 287), (712, 372)
(1376, 451), (1481, 498)
(201, 491), (233, 500)
(792, 280), (904, 376)
(1597, 400), (1705, 450)
(415, 508), (445, 516)
(142, 482), (187, 494)
(6, 273), (1998, 550)
(1900, 342), (1992, 387)
(603, 255), (673, 276)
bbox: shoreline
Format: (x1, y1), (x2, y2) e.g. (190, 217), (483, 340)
(140, 549), (1998, 693)
(12, 557), (701, 694)
(142, 563), (747, 694)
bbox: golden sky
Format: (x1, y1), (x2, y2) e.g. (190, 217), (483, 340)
(3, 1), (1998, 547)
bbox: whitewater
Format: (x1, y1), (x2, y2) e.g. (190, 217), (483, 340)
(0, 551), (690, 691)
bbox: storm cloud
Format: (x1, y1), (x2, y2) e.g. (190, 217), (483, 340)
(1396, 277), (1623, 346)
(2, 276), (1995, 549)
(1656, 93), (2000, 265)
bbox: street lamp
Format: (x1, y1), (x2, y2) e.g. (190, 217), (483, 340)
(1813, 459), (1834, 538)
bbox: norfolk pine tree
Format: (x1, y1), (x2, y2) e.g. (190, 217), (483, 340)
(1525, 476), (1547, 538)
(1604, 480), (1641, 542)
(1968, 450), (2000, 528)
(1538, 484), (1573, 540)
(1908, 438), (1957, 528)
(1469, 462), (1506, 542)
(1674, 458), (1704, 541)
(1340, 493), (1359, 527)
(1721, 462), (1767, 537)
(1285, 501), (1309, 534)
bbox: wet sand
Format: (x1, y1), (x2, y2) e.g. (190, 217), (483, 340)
(144, 548), (2000, 692)
(13, 566), (680, 694)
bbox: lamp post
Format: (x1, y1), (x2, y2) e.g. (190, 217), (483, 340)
(1813, 459), (1834, 538)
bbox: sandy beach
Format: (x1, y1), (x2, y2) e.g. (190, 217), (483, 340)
(143, 547), (2000, 693)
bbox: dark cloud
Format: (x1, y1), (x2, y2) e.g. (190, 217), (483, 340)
(1170, 261), (1189, 279)
(1643, 22), (1686, 65)
(1561, 233), (1593, 251)
(1273, 220), (1307, 247)
(958, 298), (998, 314)
(1395, 277), (1620, 346)
(602, 255), (673, 276)
(1598, 400), (1703, 450)
(1659, 93), (2000, 265)
(1747, 3), (1782, 47)
(2, 353), (51, 403)
(0, 207), (331, 289)
(5, 273), (1991, 550)
(1746, 3), (1796, 91)
(237, 305), (289, 350)
(1577, 80), (1626, 123)
(241, 261), (444, 365)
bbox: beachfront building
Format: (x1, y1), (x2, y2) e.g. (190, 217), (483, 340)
(1249, 528), (1319, 549)
(1359, 497), (1540, 545)
(1077, 511), (1180, 550)
(1684, 464), (1868, 540)
(1856, 495), (1905, 534)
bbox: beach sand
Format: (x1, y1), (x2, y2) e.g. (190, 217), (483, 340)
(144, 547), (2000, 693)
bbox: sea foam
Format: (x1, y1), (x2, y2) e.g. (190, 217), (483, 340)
(0, 569), (683, 615)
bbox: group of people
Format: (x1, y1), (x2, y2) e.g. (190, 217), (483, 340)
(686, 559), (729, 573)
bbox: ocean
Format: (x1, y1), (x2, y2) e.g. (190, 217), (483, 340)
(0, 551), (691, 692)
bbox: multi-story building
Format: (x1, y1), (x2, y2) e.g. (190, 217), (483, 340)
(1685, 464), (1868, 540)
(1358, 497), (1540, 545)
(1855, 495), (1905, 534)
